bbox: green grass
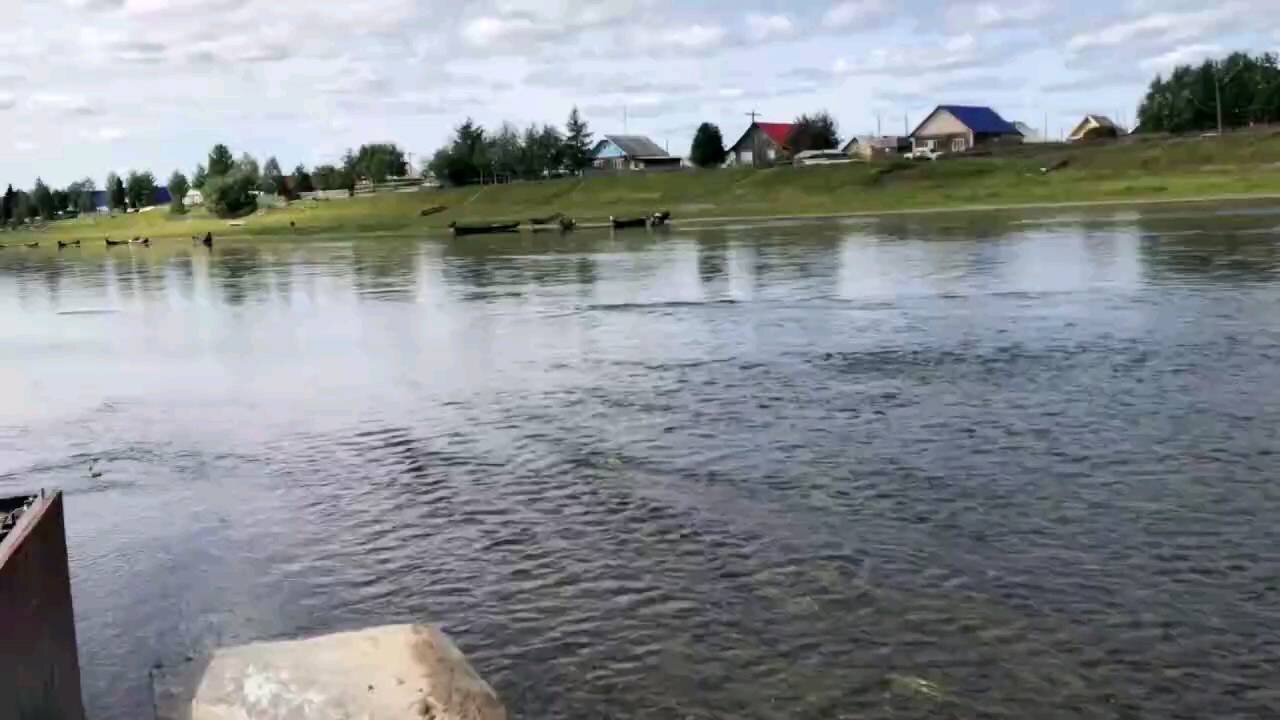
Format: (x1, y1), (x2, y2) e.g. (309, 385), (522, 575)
(15, 128), (1280, 243)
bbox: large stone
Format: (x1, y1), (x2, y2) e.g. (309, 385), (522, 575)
(153, 624), (506, 720)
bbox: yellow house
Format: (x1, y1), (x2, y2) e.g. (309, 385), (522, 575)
(1068, 114), (1121, 142)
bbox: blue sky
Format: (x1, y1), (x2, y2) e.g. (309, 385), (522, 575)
(3, 0), (1278, 186)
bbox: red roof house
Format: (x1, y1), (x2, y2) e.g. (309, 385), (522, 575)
(728, 121), (796, 167)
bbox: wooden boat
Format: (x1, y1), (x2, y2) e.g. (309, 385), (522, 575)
(106, 239), (127, 247)
(529, 212), (563, 225)
(649, 210), (672, 227)
(530, 216), (576, 233)
(450, 221), (520, 236)
(419, 205), (447, 217)
(24, 242), (38, 248)
(610, 216), (648, 230)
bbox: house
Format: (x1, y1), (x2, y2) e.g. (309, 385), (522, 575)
(1068, 114), (1121, 142)
(591, 135), (681, 171)
(909, 105), (1023, 154)
(184, 189), (204, 207)
(842, 135), (911, 160)
(727, 121), (795, 167)
(1012, 122), (1050, 144)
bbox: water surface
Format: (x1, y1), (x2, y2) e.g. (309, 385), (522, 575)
(3, 204), (1280, 719)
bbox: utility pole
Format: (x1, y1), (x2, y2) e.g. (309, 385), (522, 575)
(623, 105), (628, 134)
(876, 112), (882, 137)
(1213, 60), (1246, 136)
(904, 114), (909, 136)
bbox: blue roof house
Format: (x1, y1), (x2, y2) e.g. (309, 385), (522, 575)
(909, 105), (1023, 154)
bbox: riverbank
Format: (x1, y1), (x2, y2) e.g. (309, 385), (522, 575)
(15, 128), (1280, 242)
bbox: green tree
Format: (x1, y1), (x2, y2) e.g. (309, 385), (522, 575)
(351, 143), (408, 183)
(68, 178), (97, 214)
(207, 144), (234, 177)
(427, 118), (490, 186)
(563, 106), (594, 173)
(291, 164), (314, 194)
(1, 185), (13, 223)
(203, 169), (257, 218)
(1136, 51), (1280, 133)
(168, 171), (190, 214)
(51, 188), (69, 215)
(311, 164), (341, 191)
(235, 153), (261, 188)
(125, 170), (157, 209)
(192, 163), (208, 189)
(789, 111), (840, 152)
(488, 123), (522, 180)
(106, 172), (126, 211)
(32, 179), (55, 221)
(689, 122), (728, 168)
(260, 156), (284, 194)
(518, 124), (564, 179)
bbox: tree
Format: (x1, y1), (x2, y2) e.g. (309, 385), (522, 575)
(106, 172), (126, 211)
(13, 191), (33, 224)
(260, 156), (284, 194)
(192, 163), (208, 189)
(32, 179), (55, 221)
(51, 188), (69, 215)
(168, 171), (190, 214)
(291, 164), (314, 194)
(350, 143), (408, 183)
(1136, 51), (1280, 133)
(207, 144), (234, 177)
(125, 170), (157, 210)
(690, 122), (728, 168)
(488, 124), (522, 180)
(427, 118), (488, 186)
(789, 112), (840, 152)
(235, 153), (261, 188)
(68, 178), (97, 214)
(311, 164), (341, 191)
(516, 124), (564, 179)
(2, 184), (14, 223)
(563, 106), (594, 173)
(203, 169), (257, 218)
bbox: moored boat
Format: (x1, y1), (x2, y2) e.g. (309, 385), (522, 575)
(450, 221), (521, 236)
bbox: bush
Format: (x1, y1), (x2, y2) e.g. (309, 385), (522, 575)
(204, 170), (258, 218)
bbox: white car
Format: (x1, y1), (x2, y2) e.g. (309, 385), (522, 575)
(905, 147), (944, 161)
(793, 150), (856, 166)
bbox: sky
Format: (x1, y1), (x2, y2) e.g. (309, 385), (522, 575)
(3, 0), (1279, 186)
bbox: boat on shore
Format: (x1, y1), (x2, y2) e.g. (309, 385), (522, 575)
(450, 221), (520, 237)
(610, 210), (673, 230)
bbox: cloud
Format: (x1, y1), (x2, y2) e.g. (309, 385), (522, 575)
(745, 13), (793, 42)
(950, 0), (1050, 29)
(1140, 43), (1224, 72)
(462, 15), (549, 48)
(0, 93), (14, 110)
(822, 0), (889, 30)
(14, 140), (38, 152)
(1066, 6), (1239, 54)
(31, 93), (97, 116)
(832, 33), (985, 75)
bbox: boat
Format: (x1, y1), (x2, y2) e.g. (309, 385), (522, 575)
(24, 242), (38, 248)
(530, 216), (576, 233)
(610, 216), (648, 230)
(649, 210), (672, 226)
(106, 239), (127, 247)
(529, 212), (563, 225)
(419, 205), (447, 217)
(449, 221), (520, 237)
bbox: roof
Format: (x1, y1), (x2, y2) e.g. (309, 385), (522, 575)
(755, 122), (795, 146)
(1011, 122), (1041, 138)
(600, 134), (669, 158)
(844, 135), (908, 150)
(1083, 114), (1118, 129)
(914, 105), (1019, 136)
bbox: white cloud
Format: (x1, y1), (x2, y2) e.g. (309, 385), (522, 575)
(96, 127), (128, 141)
(1066, 6), (1240, 53)
(1141, 43), (1223, 71)
(745, 13), (793, 42)
(651, 24), (726, 52)
(834, 33), (982, 75)
(14, 140), (37, 152)
(462, 16), (547, 48)
(31, 93), (97, 115)
(0, 93), (14, 110)
(952, 0), (1049, 29)
(823, 0), (888, 30)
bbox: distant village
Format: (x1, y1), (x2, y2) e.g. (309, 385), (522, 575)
(591, 106), (1123, 174)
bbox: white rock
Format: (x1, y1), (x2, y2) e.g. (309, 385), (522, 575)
(153, 624), (506, 720)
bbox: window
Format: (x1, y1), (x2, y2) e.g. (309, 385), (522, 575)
(951, 137), (967, 152)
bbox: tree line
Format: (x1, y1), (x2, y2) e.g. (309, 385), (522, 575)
(0, 142), (411, 225)
(1137, 51), (1280, 134)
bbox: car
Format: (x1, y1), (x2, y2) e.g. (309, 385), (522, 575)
(793, 150), (857, 167)
(904, 147), (945, 161)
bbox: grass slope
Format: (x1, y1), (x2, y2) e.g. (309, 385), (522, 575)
(18, 129), (1280, 242)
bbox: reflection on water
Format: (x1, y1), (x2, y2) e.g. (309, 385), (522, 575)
(3, 203), (1280, 719)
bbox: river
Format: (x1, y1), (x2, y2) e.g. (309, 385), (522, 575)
(3, 204), (1280, 719)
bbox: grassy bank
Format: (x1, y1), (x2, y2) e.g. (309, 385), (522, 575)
(18, 128), (1280, 242)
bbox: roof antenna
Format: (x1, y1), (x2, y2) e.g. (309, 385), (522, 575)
(746, 110), (760, 123)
